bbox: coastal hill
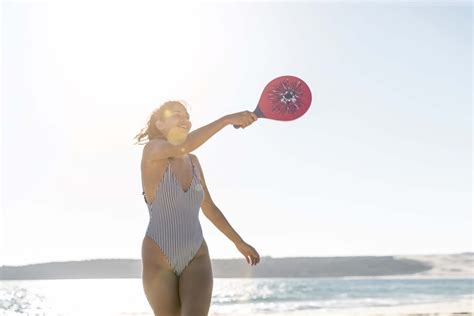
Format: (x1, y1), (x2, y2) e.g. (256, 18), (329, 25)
(0, 253), (472, 280)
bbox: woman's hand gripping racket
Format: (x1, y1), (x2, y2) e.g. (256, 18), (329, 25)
(230, 75), (312, 129)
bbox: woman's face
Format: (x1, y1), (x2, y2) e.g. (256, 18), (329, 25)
(155, 104), (191, 145)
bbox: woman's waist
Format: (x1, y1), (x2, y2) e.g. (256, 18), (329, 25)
(148, 206), (202, 216)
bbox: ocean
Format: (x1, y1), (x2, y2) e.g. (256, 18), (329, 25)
(1, 277), (472, 315)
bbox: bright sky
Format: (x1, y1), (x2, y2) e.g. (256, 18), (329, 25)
(1, 1), (472, 266)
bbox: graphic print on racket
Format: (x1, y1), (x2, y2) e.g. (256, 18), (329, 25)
(234, 75), (312, 128)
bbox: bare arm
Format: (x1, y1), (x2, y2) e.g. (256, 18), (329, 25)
(144, 111), (257, 161)
(206, 206), (245, 245)
(145, 116), (229, 161)
(192, 154), (260, 265)
(190, 154), (245, 244)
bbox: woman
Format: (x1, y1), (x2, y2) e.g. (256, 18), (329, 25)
(133, 100), (261, 316)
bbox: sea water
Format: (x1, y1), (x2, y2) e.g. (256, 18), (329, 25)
(0, 277), (472, 315)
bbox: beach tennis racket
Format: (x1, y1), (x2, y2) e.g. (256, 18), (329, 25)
(234, 75), (312, 128)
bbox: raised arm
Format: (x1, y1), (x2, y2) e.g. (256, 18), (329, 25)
(144, 111), (257, 161)
(144, 116), (229, 161)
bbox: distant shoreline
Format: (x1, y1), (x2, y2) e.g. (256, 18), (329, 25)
(1, 253), (472, 280)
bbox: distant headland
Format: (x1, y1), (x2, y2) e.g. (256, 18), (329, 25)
(1, 253), (472, 280)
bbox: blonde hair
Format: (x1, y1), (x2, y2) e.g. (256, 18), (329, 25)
(133, 100), (191, 145)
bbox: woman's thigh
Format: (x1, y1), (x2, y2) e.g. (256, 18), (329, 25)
(142, 236), (181, 316)
(142, 267), (180, 316)
(178, 240), (213, 316)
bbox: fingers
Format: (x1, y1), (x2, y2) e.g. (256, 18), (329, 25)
(247, 249), (260, 266)
(233, 111), (258, 129)
(253, 251), (260, 265)
(241, 111), (258, 129)
(247, 111), (258, 122)
(250, 112), (258, 121)
(249, 254), (259, 265)
(238, 242), (260, 265)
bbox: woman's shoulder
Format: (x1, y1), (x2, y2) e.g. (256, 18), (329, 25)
(141, 140), (169, 169)
(142, 139), (167, 154)
(189, 153), (198, 165)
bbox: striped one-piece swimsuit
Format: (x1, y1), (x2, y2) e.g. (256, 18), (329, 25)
(142, 154), (205, 276)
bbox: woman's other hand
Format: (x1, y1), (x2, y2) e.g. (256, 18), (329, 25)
(235, 240), (260, 266)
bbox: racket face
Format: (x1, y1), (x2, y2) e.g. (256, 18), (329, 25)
(256, 75), (312, 121)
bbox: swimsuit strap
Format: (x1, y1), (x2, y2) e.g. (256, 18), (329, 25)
(189, 155), (201, 181)
(188, 154), (196, 176)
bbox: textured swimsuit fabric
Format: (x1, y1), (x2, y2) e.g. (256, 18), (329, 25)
(144, 157), (205, 276)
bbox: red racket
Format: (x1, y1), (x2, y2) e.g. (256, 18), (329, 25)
(234, 75), (312, 128)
